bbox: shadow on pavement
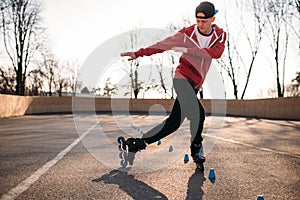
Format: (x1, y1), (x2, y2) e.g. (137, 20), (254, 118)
(92, 169), (168, 200)
(186, 171), (206, 200)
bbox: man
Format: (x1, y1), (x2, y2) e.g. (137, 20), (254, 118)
(120, 1), (226, 171)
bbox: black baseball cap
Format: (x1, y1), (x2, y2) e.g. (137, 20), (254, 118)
(195, 1), (219, 19)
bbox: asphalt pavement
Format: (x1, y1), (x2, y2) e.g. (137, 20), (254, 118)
(0, 114), (299, 200)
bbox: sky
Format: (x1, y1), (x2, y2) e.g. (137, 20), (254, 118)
(3, 0), (299, 99)
(42, 0), (206, 63)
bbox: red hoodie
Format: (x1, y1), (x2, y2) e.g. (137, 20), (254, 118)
(134, 24), (226, 89)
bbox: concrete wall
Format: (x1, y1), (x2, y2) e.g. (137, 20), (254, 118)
(0, 94), (32, 118)
(0, 94), (299, 120)
(225, 98), (300, 120)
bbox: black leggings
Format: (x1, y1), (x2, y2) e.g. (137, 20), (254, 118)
(142, 78), (205, 145)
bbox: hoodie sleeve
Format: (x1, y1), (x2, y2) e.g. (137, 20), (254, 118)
(134, 28), (187, 58)
(187, 31), (227, 59)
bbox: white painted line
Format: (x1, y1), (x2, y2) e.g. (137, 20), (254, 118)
(0, 123), (98, 200)
(203, 133), (300, 159)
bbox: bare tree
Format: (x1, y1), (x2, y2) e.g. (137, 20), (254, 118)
(240, 0), (266, 99)
(217, 41), (238, 99)
(273, 72), (300, 97)
(264, 0), (296, 97)
(56, 77), (68, 97)
(288, 71), (300, 97)
(52, 61), (80, 97)
(91, 78), (117, 97)
(121, 30), (142, 99)
(168, 54), (175, 99)
(129, 32), (141, 99)
(131, 59), (140, 99)
(152, 56), (172, 99)
(0, 66), (15, 94)
(217, 8), (239, 99)
(53, 62), (69, 97)
(38, 50), (58, 96)
(102, 78), (118, 97)
(26, 68), (45, 95)
(218, 0), (266, 99)
(0, 0), (44, 96)
(65, 61), (79, 96)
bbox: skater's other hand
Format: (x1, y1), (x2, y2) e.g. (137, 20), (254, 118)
(172, 47), (187, 54)
(120, 52), (136, 61)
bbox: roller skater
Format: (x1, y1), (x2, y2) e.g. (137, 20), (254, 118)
(119, 1), (226, 171)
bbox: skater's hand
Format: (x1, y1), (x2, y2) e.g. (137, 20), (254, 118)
(120, 52), (136, 61)
(172, 47), (187, 54)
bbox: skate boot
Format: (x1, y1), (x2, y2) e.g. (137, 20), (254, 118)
(190, 143), (206, 172)
(125, 138), (147, 153)
(117, 137), (147, 167)
(117, 136), (147, 167)
(125, 138), (147, 165)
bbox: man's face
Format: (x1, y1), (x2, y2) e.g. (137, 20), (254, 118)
(196, 13), (215, 34)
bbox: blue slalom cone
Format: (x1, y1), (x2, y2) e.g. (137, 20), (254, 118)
(257, 195), (264, 200)
(208, 168), (216, 179)
(140, 130), (144, 135)
(184, 153), (189, 163)
(157, 140), (161, 145)
(169, 145), (173, 152)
